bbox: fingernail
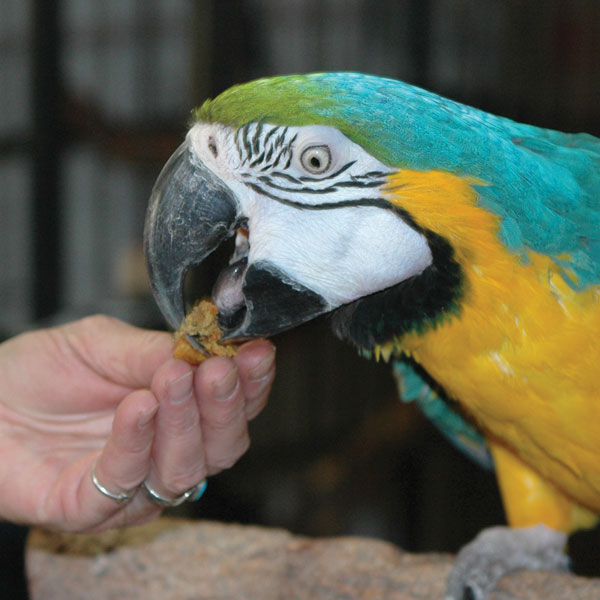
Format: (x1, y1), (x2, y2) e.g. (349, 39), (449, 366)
(213, 366), (239, 401)
(249, 348), (276, 382)
(138, 403), (159, 429)
(167, 370), (194, 405)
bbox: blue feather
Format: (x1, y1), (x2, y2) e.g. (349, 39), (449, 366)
(393, 360), (493, 470)
(206, 72), (600, 288)
(306, 73), (600, 288)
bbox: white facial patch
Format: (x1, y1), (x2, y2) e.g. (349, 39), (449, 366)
(187, 121), (433, 310)
(242, 198), (432, 308)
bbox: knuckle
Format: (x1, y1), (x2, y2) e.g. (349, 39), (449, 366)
(162, 411), (201, 437)
(205, 404), (245, 433)
(165, 470), (206, 495)
(246, 389), (271, 419)
(143, 329), (171, 349)
(209, 436), (250, 471)
(237, 435), (251, 457)
(248, 380), (272, 404)
(79, 313), (121, 334)
(113, 431), (152, 456)
(210, 454), (238, 471)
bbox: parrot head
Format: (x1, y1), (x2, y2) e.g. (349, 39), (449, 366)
(144, 73), (465, 353)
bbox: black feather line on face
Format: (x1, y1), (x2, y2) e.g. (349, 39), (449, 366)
(252, 177), (386, 196)
(251, 121), (264, 155)
(330, 207), (464, 350)
(270, 171), (303, 183)
(244, 181), (395, 210)
(283, 151), (293, 170)
(263, 125), (280, 146)
(270, 146), (288, 169)
(298, 160), (356, 182)
(264, 145), (275, 164)
(242, 123), (253, 157)
(274, 128), (288, 150)
(250, 151), (266, 168)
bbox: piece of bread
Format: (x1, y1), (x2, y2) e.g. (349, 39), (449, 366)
(173, 299), (239, 365)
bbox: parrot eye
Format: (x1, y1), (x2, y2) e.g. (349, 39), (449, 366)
(300, 145), (331, 174)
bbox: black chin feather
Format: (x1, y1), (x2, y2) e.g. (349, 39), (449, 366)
(330, 222), (463, 351)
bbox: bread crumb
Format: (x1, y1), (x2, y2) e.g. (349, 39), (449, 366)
(173, 299), (239, 365)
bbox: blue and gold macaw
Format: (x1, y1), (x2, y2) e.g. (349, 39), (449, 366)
(144, 73), (600, 599)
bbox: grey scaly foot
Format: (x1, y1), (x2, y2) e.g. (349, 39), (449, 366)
(445, 524), (569, 600)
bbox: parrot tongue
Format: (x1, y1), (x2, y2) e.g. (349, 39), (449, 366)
(212, 257), (249, 332)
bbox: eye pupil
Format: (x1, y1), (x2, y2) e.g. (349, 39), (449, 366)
(300, 145), (331, 174)
(208, 138), (218, 158)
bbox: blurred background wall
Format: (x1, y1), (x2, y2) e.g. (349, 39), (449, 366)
(1, 0), (599, 596)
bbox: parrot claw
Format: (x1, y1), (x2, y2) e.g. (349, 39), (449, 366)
(445, 524), (569, 600)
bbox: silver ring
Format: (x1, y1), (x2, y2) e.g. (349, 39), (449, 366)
(91, 463), (134, 504)
(142, 480), (207, 508)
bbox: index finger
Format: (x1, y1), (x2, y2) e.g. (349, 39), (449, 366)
(66, 315), (174, 388)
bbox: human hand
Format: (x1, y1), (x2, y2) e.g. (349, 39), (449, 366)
(0, 315), (275, 532)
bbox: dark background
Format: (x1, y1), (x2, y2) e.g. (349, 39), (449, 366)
(1, 1), (599, 597)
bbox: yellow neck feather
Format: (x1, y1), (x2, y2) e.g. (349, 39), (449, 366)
(381, 169), (600, 514)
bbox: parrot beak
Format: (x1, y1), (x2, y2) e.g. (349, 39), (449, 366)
(144, 141), (239, 331)
(144, 142), (329, 343)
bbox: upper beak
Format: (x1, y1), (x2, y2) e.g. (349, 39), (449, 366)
(144, 141), (238, 330)
(144, 142), (330, 343)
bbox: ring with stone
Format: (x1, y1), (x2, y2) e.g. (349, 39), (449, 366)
(142, 480), (207, 508)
